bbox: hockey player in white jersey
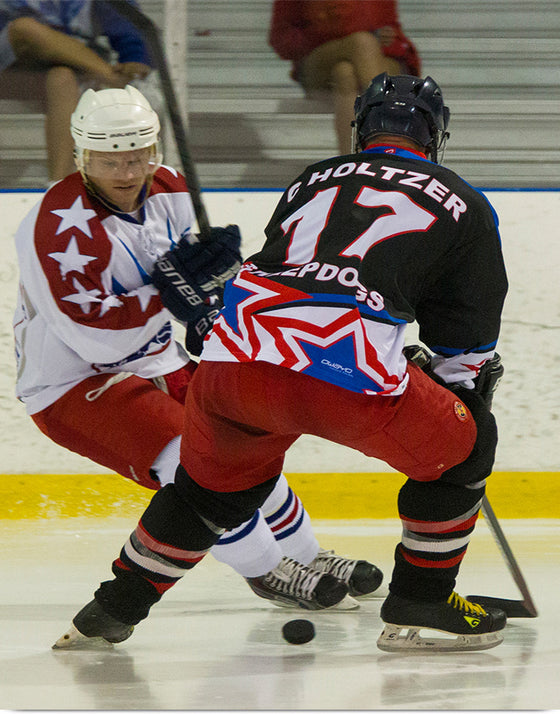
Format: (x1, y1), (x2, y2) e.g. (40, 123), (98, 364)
(13, 84), (382, 615)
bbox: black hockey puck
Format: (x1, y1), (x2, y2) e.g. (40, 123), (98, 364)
(282, 619), (315, 645)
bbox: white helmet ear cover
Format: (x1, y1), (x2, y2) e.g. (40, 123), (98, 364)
(71, 84), (161, 152)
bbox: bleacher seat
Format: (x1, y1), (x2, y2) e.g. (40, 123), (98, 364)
(1, 0), (559, 189)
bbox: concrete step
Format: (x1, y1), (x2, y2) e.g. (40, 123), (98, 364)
(183, 151), (560, 190)
(174, 0), (560, 37)
(3, 109), (558, 189)
(1, 0), (559, 188)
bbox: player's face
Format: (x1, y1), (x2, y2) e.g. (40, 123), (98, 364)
(85, 148), (155, 212)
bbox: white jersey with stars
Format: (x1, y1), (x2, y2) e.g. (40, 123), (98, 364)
(13, 166), (195, 414)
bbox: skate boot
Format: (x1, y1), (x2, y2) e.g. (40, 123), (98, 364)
(310, 548), (383, 597)
(246, 556), (351, 610)
(377, 591), (507, 652)
(53, 599), (134, 649)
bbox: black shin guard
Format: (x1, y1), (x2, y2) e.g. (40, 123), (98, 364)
(390, 384), (499, 601)
(174, 464), (281, 529)
(95, 483), (224, 625)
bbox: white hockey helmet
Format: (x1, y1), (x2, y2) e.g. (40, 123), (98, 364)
(72, 84), (162, 167)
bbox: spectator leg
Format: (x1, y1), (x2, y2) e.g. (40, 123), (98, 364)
(300, 32), (404, 154)
(330, 60), (360, 154)
(44, 65), (80, 181)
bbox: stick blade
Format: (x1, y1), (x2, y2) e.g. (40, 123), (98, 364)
(467, 594), (538, 618)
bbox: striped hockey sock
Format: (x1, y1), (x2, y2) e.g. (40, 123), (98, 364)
(210, 509), (284, 577)
(95, 483), (222, 623)
(262, 474), (319, 566)
(390, 478), (486, 601)
(210, 474), (319, 576)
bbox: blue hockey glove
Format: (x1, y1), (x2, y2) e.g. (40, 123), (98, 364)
(184, 294), (223, 356)
(151, 224), (242, 324)
(180, 224), (242, 294)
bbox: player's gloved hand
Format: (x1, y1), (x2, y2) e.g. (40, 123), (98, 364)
(184, 294), (222, 356)
(403, 344), (503, 409)
(181, 225), (242, 295)
(151, 225), (242, 323)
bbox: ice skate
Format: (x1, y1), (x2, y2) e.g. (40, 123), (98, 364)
(310, 548), (383, 597)
(246, 556), (351, 611)
(53, 599), (134, 649)
(377, 591), (507, 652)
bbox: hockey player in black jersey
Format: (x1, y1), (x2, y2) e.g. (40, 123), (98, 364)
(55, 73), (509, 652)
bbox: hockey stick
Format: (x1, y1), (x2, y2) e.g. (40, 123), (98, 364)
(467, 495), (538, 618)
(403, 347), (538, 619)
(104, 0), (211, 240)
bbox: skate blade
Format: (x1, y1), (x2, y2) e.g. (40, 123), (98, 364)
(325, 594), (360, 610)
(377, 623), (504, 653)
(52, 624), (115, 650)
(272, 594), (360, 611)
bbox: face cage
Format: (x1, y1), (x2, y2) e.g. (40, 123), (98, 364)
(74, 141), (163, 176)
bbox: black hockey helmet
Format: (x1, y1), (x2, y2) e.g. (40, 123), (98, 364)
(353, 73), (450, 162)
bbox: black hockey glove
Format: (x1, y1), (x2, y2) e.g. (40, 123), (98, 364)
(184, 294), (223, 356)
(403, 344), (503, 409)
(151, 224), (242, 324)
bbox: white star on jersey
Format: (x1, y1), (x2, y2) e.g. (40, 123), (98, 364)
(51, 196), (97, 238)
(48, 236), (97, 279)
(61, 278), (102, 314)
(61, 278), (124, 316)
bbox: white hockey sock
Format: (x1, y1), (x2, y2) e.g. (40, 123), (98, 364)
(150, 435), (181, 486)
(262, 474), (319, 565)
(210, 510), (283, 577)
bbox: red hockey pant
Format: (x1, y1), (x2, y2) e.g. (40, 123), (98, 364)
(181, 360), (477, 493)
(32, 367), (195, 489)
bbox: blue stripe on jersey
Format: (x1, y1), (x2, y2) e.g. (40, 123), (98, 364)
(275, 292), (407, 325)
(117, 238), (151, 285)
(167, 217), (177, 248)
(111, 276), (126, 295)
(95, 323), (173, 369)
(362, 146), (433, 163)
(431, 341), (497, 356)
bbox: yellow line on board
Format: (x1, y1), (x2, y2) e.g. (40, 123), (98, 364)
(0, 471), (557, 520)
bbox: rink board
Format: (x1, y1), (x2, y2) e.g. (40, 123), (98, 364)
(1, 191), (558, 522)
(1, 470), (557, 520)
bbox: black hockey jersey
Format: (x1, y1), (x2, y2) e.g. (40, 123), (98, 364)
(202, 145), (508, 395)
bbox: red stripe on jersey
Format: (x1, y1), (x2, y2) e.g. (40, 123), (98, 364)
(150, 165), (190, 195)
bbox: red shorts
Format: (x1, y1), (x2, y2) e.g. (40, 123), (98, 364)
(181, 361), (477, 492)
(32, 365), (196, 490)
